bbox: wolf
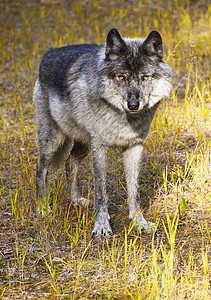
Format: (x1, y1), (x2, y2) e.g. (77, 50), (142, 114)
(33, 28), (172, 237)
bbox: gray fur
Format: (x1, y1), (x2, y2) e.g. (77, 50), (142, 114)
(33, 28), (172, 236)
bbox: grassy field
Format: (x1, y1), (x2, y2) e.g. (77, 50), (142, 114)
(0, 0), (210, 299)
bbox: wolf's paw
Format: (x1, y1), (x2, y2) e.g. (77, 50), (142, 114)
(137, 220), (156, 234)
(72, 197), (88, 207)
(92, 219), (112, 238)
(36, 203), (52, 218)
(132, 212), (156, 234)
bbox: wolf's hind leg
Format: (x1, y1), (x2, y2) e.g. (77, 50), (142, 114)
(123, 144), (155, 233)
(66, 142), (89, 206)
(36, 136), (72, 216)
(36, 159), (50, 216)
(34, 80), (71, 215)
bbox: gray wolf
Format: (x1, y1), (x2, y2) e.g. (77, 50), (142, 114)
(33, 28), (172, 237)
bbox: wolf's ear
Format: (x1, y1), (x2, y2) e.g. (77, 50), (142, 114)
(105, 28), (127, 60)
(143, 30), (163, 60)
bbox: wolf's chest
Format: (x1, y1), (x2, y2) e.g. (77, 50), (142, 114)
(98, 119), (145, 147)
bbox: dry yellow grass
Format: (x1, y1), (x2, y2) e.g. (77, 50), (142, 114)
(0, 0), (210, 299)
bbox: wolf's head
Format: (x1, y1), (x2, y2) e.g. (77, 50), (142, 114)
(100, 28), (172, 114)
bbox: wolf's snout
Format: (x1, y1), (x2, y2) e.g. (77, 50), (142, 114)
(128, 99), (139, 111)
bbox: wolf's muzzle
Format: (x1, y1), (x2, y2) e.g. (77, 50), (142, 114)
(128, 99), (139, 111)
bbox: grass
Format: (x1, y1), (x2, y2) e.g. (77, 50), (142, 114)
(0, 0), (210, 299)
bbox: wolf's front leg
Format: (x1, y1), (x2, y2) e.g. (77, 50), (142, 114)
(123, 144), (155, 233)
(91, 144), (112, 237)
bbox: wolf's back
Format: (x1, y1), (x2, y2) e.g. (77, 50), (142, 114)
(38, 44), (100, 95)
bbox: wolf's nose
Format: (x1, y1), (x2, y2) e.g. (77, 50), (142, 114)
(128, 99), (139, 111)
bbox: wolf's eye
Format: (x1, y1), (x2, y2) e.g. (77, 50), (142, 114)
(142, 75), (149, 81)
(118, 75), (125, 81)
